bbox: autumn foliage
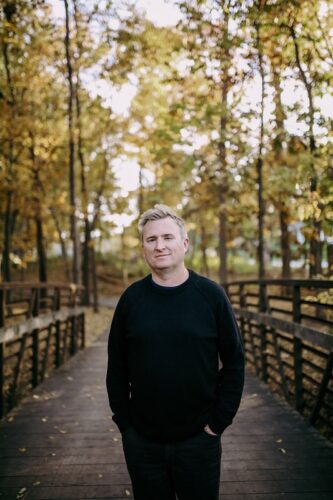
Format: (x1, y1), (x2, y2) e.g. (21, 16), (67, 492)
(1, 0), (332, 290)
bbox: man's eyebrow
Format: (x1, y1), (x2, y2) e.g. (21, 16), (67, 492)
(145, 233), (175, 239)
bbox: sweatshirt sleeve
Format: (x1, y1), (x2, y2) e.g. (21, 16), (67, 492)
(207, 287), (245, 435)
(106, 294), (131, 433)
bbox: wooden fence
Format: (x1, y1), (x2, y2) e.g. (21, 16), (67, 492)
(0, 282), (85, 418)
(225, 279), (333, 438)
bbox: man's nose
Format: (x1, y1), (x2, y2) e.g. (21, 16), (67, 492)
(155, 238), (165, 250)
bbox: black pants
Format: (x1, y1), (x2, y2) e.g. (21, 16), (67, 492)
(122, 427), (222, 500)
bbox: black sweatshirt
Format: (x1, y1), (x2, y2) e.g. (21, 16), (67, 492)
(106, 270), (244, 442)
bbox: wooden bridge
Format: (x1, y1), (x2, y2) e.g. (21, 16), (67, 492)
(0, 280), (333, 499)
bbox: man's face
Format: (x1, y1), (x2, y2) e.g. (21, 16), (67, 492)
(142, 217), (189, 273)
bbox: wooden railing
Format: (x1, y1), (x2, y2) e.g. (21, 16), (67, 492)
(224, 279), (333, 438)
(0, 282), (85, 418)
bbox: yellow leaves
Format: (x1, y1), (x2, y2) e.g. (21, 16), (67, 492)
(16, 487), (27, 499)
(123, 235), (140, 248)
(32, 481), (41, 486)
(298, 191), (324, 222)
(53, 425), (67, 434)
(19, 448), (27, 453)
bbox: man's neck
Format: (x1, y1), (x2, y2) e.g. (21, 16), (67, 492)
(151, 267), (189, 287)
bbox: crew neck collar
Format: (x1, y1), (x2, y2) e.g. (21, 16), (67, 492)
(148, 270), (192, 295)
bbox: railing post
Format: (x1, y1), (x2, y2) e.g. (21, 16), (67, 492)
(71, 316), (77, 355)
(0, 289), (5, 418)
(293, 285), (303, 411)
(81, 313), (85, 349)
(0, 343), (4, 419)
(0, 288), (5, 328)
(32, 288), (40, 388)
(259, 282), (268, 382)
(239, 284), (246, 309)
(54, 288), (61, 368)
(70, 287), (77, 356)
(239, 283), (246, 344)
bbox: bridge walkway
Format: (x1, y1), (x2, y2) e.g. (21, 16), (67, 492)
(1, 329), (333, 500)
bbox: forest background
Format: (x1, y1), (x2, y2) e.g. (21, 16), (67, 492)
(1, 0), (333, 305)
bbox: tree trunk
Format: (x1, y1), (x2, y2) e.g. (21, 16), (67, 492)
(255, 20), (265, 279)
(218, 6), (230, 285)
(218, 192), (228, 284)
(279, 203), (291, 278)
(138, 164), (144, 214)
(271, 62), (292, 278)
(90, 244), (99, 313)
(1, 10), (16, 282)
(82, 219), (91, 305)
(29, 133), (48, 283)
(35, 217), (48, 282)
(200, 223), (209, 277)
(2, 192), (13, 282)
(327, 243), (333, 276)
(64, 0), (81, 284)
(290, 24), (322, 277)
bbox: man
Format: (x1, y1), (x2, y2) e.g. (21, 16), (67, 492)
(106, 204), (244, 500)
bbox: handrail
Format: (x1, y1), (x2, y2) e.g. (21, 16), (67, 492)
(224, 278), (333, 287)
(224, 278), (333, 439)
(0, 282), (85, 418)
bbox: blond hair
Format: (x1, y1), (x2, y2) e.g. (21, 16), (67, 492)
(138, 204), (187, 240)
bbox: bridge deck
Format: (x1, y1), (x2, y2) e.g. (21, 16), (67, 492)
(1, 330), (333, 500)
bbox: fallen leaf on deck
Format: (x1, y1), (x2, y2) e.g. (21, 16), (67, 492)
(113, 437), (118, 442)
(51, 453), (56, 457)
(32, 395), (40, 400)
(279, 448), (287, 454)
(32, 481), (41, 486)
(125, 490), (131, 496)
(98, 474), (103, 478)
(16, 487), (27, 499)
(276, 439), (283, 443)
(67, 376), (73, 381)
(59, 429), (67, 434)
(41, 418), (48, 423)
(19, 448), (27, 453)
(7, 417), (14, 423)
